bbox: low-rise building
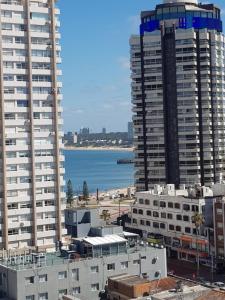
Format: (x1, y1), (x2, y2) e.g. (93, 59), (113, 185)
(126, 185), (215, 264)
(107, 274), (210, 300)
(0, 233), (167, 300)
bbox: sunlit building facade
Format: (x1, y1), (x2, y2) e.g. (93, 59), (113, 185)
(131, 0), (225, 191)
(0, 0), (66, 250)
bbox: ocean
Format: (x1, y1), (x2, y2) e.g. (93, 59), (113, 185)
(64, 150), (134, 194)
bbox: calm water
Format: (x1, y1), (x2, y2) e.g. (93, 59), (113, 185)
(64, 150), (134, 194)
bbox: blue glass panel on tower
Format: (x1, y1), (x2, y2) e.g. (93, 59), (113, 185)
(140, 20), (160, 35)
(192, 17), (223, 32)
(140, 16), (223, 35)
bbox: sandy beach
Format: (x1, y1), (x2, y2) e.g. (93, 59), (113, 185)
(64, 146), (134, 152)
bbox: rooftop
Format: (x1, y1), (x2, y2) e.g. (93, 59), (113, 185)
(0, 240), (164, 272)
(109, 274), (150, 286)
(83, 235), (127, 246)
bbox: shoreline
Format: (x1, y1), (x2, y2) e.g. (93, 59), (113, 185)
(64, 146), (134, 152)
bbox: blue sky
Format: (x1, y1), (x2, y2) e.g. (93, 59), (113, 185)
(58, 0), (225, 133)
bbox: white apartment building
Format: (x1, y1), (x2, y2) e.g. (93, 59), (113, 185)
(131, 0), (225, 191)
(0, 0), (66, 250)
(126, 185), (214, 261)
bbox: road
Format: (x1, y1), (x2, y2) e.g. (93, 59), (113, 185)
(168, 258), (225, 283)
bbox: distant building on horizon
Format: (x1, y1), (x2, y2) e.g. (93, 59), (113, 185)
(131, 0), (225, 191)
(102, 127), (107, 134)
(80, 127), (90, 135)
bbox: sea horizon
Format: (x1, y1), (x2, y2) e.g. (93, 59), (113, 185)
(64, 149), (134, 194)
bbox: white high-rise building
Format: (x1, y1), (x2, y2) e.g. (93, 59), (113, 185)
(0, 0), (66, 250)
(131, 0), (225, 191)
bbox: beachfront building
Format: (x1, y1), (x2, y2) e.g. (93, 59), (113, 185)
(131, 0), (225, 191)
(0, 0), (66, 250)
(126, 184), (215, 263)
(0, 232), (167, 300)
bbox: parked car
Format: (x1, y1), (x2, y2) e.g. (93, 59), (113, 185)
(213, 282), (225, 287)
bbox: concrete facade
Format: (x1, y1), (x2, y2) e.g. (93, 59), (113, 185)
(126, 185), (215, 263)
(131, 0), (225, 191)
(0, 243), (167, 300)
(0, 0), (66, 250)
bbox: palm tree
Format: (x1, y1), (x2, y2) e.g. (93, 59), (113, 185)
(192, 212), (205, 277)
(100, 210), (111, 224)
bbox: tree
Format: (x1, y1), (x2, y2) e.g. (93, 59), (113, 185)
(100, 210), (111, 224)
(83, 181), (89, 203)
(66, 179), (74, 205)
(192, 212), (205, 277)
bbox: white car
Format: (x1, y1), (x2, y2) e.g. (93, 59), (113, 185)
(214, 282), (225, 287)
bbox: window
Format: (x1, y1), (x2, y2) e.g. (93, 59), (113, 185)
(183, 204), (190, 211)
(168, 202), (173, 208)
(25, 276), (34, 285)
(175, 203), (180, 209)
(140, 220), (145, 225)
(218, 235), (224, 241)
(72, 287), (80, 295)
(146, 221), (151, 226)
(160, 223), (165, 229)
(107, 263), (115, 271)
(192, 205), (199, 212)
(217, 222), (223, 229)
(133, 208), (137, 214)
(17, 100), (29, 108)
(26, 296), (35, 300)
(133, 259), (140, 265)
(39, 274), (47, 283)
(176, 226), (181, 232)
(146, 210), (151, 216)
(176, 215), (182, 221)
(160, 201), (166, 208)
(161, 212), (166, 218)
(169, 224), (174, 231)
(167, 213), (173, 219)
(58, 271), (67, 280)
(153, 211), (159, 218)
(5, 139), (16, 145)
(138, 209), (143, 215)
(91, 283), (99, 291)
(58, 289), (67, 298)
(185, 227), (191, 234)
(217, 208), (223, 215)
(2, 23), (12, 30)
(6, 165), (17, 171)
(183, 215), (189, 222)
(121, 261), (128, 269)
(153, 222), (159, 228)
(145, 199), (150, 205)
(7, 177), (17, 184)
(153, 200), (158, 206)
(38, 293), (48, 300)
(90, 266), (98, 273)
(8, 229), (18, 235)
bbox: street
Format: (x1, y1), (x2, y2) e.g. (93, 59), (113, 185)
(168, 258), (225, 283)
